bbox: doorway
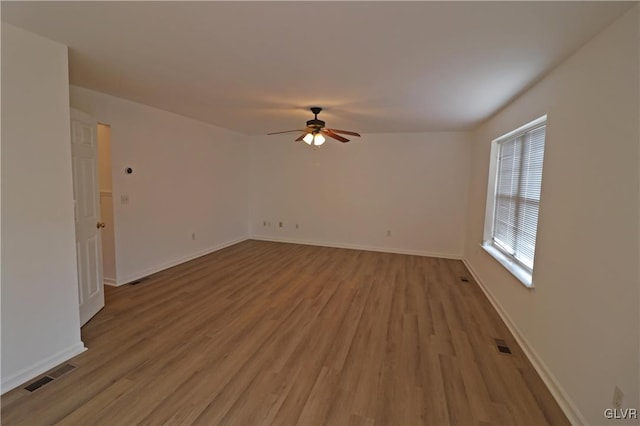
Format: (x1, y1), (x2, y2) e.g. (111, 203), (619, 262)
(97, 124), (117, 285)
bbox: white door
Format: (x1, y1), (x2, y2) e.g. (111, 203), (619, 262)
(71, 109), (105, 326)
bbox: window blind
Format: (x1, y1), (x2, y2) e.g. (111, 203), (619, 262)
(492, 123), (546, 271)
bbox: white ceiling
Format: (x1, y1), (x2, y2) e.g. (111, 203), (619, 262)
(2, 1), (632, 134)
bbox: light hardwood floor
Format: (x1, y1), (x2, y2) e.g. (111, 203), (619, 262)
(2, 240), (569, 425)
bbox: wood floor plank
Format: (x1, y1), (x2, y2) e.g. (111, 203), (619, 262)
(1, 240), (570, 426)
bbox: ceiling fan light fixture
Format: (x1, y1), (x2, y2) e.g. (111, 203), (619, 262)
(303, 133), (314, 145)
(313, 133), (326, 146)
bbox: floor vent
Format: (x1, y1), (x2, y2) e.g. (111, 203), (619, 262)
(460, 276), (469, 282)
(49, 364), (76, 378)
(24, 376), (54, 392)
(23, 364), (76, 392)
(495, 338), (512, 355)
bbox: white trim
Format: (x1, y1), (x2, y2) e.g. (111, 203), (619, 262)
(103, 277), (117, 287)
(481, 243), (533, 288)
(250, 235), (462, 260)
(462, 258), (587, 426)
(492, 114), (547, 144)
(1, 342), (87, 394)
(116, 236), (249, 285)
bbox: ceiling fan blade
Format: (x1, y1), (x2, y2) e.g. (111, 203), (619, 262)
(267, 129), (306, 135)
(326, 128), (361, 137)
(295, 133), (307, 142)
(322, 129), (350, 143)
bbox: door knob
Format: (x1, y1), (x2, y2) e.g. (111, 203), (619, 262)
(97, 222), (106, 229)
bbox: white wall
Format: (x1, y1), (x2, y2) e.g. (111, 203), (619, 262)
(463, 8), (639, 424)
(1, 24), (85, 392)
(249, 132), (471, 258)
(70, 86), (249, 284)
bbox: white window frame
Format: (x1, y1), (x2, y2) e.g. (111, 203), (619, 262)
(482, 115), (547, 288)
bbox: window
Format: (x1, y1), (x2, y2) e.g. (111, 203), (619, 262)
(483, 115), (546, 287)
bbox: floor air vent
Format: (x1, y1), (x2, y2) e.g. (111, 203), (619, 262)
(24, 376), (54, 392)
(24, 364), (76, 392)
(495, 338), (512, 355)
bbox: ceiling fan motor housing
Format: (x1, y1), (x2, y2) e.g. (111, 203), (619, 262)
(306, 118), (325, 129)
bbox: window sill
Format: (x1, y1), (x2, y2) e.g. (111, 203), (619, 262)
(481, 243), (534, 288)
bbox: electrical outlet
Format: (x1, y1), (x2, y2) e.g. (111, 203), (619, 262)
(191, 232), (196, 241)
(613, 386), (623, 409)
(279, 221), (283, 228)
(120, 195), (129, 205)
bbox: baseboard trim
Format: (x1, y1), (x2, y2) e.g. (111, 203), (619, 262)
(103, 277), (117, 287)
(250, 235), (462, 260)
(1, 342), (87, 394)
(116, 236), (249, 285)
(462, 258), (586, 426)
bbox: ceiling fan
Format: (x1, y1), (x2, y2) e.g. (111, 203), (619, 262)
(267, 107), (360, 146)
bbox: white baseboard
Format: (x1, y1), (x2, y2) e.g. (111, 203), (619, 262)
(462, 258), (586, 426)
(250, 235), (462, 260)
(103, 277), (117, 287)
(116, 236), (249, 285)
(1, 342), (87, 394)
